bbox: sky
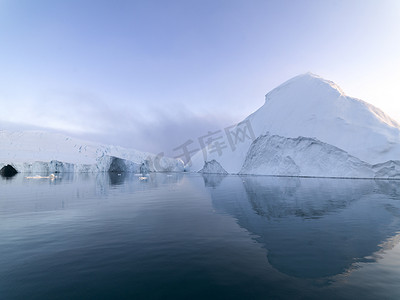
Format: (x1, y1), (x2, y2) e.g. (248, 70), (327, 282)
(0, 0), (399, 154)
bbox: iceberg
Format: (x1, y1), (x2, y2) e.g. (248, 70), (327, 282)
(190, 73), (400, 178)
(199, 159), (228, 175)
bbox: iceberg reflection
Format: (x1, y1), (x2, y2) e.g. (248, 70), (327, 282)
(207, 175), (400, 278)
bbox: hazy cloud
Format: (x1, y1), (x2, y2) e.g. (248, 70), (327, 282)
(1, 89), (240, 156)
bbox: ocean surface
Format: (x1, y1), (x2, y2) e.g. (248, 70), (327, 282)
(1, 173), (400, 299)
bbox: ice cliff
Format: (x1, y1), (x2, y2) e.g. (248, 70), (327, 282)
(0, 131), (184, 174)
(240, 134), (400, 179)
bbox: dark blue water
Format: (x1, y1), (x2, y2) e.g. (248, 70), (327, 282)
(1, 173), (400, 299)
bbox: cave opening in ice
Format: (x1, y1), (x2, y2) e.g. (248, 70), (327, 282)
(108, 157), (127, 173)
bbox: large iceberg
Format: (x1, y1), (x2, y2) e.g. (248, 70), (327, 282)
(190, 73), (400, 178)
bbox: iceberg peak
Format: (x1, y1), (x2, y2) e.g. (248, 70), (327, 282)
(265, 73), (345, 103)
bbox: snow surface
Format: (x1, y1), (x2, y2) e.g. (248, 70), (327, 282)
(191, 73), (400, 177)
(0, 131), (184, 173)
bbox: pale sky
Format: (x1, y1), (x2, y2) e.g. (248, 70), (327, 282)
(0, 0), (399, 154)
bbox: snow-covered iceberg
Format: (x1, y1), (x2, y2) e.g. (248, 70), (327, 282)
(190, 73), (400, 178)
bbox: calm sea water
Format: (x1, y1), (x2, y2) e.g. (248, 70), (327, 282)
(1, 173), (400, 299)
